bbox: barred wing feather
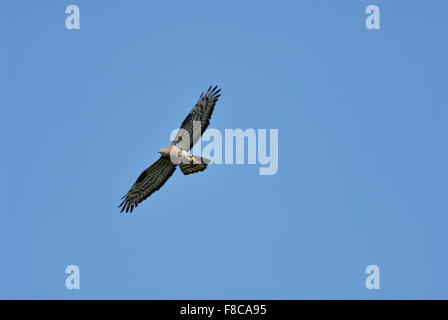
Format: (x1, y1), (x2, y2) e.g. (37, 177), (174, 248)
(173, 85), (221, 151)
(119, 157), (176, 213)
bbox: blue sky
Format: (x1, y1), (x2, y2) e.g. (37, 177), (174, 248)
(1, 0), (447, 299)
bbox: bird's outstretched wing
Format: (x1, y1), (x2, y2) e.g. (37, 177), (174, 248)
(119, 157), (176, 213)
(173, 85), (221, 151)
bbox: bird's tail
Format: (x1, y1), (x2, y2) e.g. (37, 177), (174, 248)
(179, 156), (211, 175)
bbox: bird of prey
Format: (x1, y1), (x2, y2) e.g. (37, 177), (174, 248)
(119, 85), (221, 213)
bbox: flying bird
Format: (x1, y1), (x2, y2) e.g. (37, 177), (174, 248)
(119, 85), (221, 213)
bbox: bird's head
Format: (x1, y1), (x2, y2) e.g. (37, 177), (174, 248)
(158, 147), (169, 156)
